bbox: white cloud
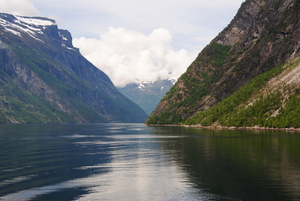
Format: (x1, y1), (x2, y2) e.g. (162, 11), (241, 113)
(73, 27), (197, 87)
(30, 0), (243, 51)
(0, 0), (40, 16)
(1, 0), (244, 87)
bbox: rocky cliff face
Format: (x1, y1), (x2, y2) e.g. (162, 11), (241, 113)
(0, 13), (148, 123)
(147, 0), (300, 127)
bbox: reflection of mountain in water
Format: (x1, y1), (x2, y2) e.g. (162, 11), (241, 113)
(151, 126), (300, 200)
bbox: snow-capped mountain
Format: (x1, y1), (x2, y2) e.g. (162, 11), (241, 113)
(1, 15), (55, 37)
(0, 14), (77, 51)
(0, 14), (78, 51)
(118, 78), (177, 115)
(136, 78), (177, 91)
(0, 13), (148, 123)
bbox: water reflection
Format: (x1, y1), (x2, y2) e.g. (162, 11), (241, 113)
(0, 124), (210, 201)
(0, 124), (300, 200)
(150, 126), (300, 200)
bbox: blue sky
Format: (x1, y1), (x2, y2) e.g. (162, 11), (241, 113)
(0, 0), (243, 87)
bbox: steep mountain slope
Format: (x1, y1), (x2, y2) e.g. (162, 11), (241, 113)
(147, 0), (300, 127)
(0, 13), (148, 123)
(118, 79), (176, 115)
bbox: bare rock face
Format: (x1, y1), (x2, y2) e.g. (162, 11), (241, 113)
(147, 0), (300, 125)
(0, 13), (148, 123)
(215, 0), (266, 46)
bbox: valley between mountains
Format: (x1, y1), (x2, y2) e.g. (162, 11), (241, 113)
(1, 0), (300, 129)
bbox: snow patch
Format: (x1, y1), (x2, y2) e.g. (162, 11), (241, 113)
(138, 83), (145, 90)
(136, 81), (153, 90)
(0, 14), (56, 42)
(168, 77), (178, 85)
(59, 31), (68, 41)
(61, 43), (76, 51)
(15, 16), (56, 27)
(4, 28), (21, 37)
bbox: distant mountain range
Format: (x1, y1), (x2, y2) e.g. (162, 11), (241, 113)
(0, 13), (148, 123)
(147, 0), (300, 128)
(118, 78), (176, 115)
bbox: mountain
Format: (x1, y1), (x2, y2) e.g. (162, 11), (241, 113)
(118, 78), (176, 115)
(0, 13), (148, 123)
(146, 0), (300, 128)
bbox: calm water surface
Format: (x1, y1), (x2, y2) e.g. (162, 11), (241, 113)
(0, 123), (300, 200)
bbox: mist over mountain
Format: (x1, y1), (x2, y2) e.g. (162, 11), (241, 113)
(0, 13), (148, 123)
(147, 0), (300, 128)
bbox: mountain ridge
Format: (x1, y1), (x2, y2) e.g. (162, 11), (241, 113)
(146, 0), (300, 128)
(118, 78), (176, 115)
(0, 13), (148, 123)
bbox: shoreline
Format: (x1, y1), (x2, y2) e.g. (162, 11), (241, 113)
(147, 124), (300, 132)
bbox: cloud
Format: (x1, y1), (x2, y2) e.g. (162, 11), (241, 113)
(73, 27), (197, 87)
(0, 0), (40, 16)
(30, 0), (243, 51)
(1, 0), (244, 87)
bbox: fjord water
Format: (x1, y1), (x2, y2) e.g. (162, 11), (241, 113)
(1, 124), (300, 201)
